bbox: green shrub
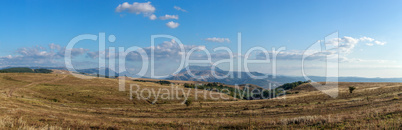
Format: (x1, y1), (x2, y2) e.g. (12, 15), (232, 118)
(185, 99), (192, 107)
(277, 81), (310, 90)
(33, 69), (53, 73)
(0, 67), (34, 73)
(349, 86), (356, 93)
(156, 80), (171, 85)
(50, 99), (59, 102)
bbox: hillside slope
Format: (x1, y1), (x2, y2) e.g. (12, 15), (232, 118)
(0, 73), (401, 129)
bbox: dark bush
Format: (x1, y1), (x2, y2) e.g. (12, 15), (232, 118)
(34, 69), (53, 73)
(0, 67), (34, 73)
(185, 99), (192, 107)
(349, 86), (356, 93)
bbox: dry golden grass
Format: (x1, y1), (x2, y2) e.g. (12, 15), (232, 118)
(0, 73), (401, 129)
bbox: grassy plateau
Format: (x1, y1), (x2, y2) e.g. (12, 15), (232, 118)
(0, 71), (401, 129)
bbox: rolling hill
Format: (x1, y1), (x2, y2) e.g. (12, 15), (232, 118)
(3, 66), (402, 89)
(0, 72), (400, 129)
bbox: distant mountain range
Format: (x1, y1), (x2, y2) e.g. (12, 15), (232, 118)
(165, 66), (302, 88)
(165, 66), (402, 88)
(2, 66), (402, 89)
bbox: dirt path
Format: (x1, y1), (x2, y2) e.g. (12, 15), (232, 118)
(7, 74), (68, 97)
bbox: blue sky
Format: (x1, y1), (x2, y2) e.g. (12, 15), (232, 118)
(1, 0), (402, 78)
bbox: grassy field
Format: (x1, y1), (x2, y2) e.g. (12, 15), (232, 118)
(0, 72), (401, 129)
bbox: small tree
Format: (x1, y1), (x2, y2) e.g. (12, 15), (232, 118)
(185, 99), (192, 107)
(349, 86), (356, 93)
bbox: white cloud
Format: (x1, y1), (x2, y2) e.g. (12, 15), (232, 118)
(159, 14), (179, 20)
(374, 41), (386, 45)
(166, 21), (179, 28)
(254, 36), (387, 62)
(0, 44), (88, 66)
(205, 37), (230, 43)
(49, 43), (61, 50)
(86, 39), (240, 63)
(115, 2), (156, 20)
(255, 50), (328, 61)
(115, 2), (155, 15)
(174, 6), (187, 12)
(359, 36), (374, 42)
(366, 43), (374, 46)
(149, 14), (157, 20)
(87, 39), (206, 61)
(326, 36), (386, 51)
(359, 36), (386, 46)
(337, 36), (359, 54)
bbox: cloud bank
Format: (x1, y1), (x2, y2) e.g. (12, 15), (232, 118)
(0, 44), (88, 66)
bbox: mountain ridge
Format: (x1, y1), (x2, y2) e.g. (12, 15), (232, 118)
(3, 66), (402, 88)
